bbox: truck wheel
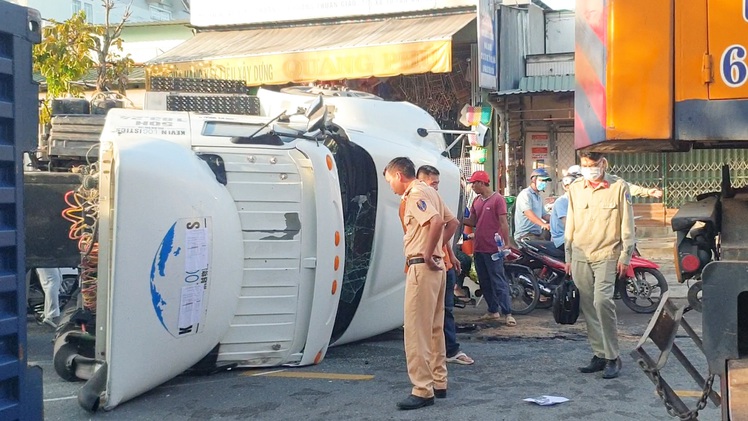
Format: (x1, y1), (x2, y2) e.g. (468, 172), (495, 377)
(618, 268), (668, 314)
(53, 342), (81, 382)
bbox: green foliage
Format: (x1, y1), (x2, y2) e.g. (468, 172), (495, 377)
(32, 11), (96, 98)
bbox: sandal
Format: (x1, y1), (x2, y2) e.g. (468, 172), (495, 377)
(478, 312), (501, 321)
(446, 351), (474, 365)
(505, 315), (517, 327)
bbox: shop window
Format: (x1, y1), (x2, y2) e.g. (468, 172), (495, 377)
(83, 2), (93, 22)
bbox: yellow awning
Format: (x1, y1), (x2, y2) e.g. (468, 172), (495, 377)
(146, 12), (475, 86)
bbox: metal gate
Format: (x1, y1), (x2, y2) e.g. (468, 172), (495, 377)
(607, 149), (748, 208)
(555, 131), (576, 176)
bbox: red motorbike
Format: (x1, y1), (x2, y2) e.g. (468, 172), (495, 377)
(516, 240), (668, 314)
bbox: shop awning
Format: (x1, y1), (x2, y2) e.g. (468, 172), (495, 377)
(492, 75), (575, 97)
(146, 12), (475, 86)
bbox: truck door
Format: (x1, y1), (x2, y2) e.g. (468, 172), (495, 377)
(93, 137), (244, 410)
(708, 0), (748, 99)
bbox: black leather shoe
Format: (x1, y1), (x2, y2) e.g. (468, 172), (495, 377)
(434, 389), (447, 399)
(578, 355), (606, 373)
(397, 394), (435, 410)
(602, 357), (622, 379)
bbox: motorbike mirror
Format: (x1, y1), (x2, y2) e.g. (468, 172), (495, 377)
(305, 95), (328, 133)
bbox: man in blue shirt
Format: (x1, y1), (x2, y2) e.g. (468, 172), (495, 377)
(550, 169), (579, 250)
(513, 168), (552, 243)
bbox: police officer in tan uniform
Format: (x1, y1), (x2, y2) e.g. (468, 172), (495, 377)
(564, 151), (635, 379)
(383, 157), (459, 410)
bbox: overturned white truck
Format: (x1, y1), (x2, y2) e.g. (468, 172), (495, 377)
(66, 89), (464, 411)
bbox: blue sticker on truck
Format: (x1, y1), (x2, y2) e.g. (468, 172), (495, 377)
(150, 219), (211, 337)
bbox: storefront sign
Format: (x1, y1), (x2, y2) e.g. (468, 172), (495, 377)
(191, 0), (475, 27)
(530, 133), (549, 160)
(148, 41), (452, 86)
(477, 0), (497, 90)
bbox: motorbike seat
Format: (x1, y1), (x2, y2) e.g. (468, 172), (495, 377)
(524, 240), (566, 260)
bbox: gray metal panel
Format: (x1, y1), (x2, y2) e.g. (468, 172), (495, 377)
(675, 99), (748, 142)
(24, 173), (81, 268)
(527, 4), (545, 55)
(526, 60), (574, 76)
(545, 11), (575, 54)
(498, 5), (526, 91)
(518, 74), (574, 92)
(701, 260), (748, 376)
(148, 12), (476, 65)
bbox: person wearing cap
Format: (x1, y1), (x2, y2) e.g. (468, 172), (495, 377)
(417, 165), (474, 366)
(383, 157), (459, 410)
(513, 168), (552, 243)
(463, 170), (515, 326)
(564, 151), (635, 380)
(549, 167), (580, 250)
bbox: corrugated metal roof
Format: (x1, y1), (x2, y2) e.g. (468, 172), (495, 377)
(34, 66), (146, 85)
(148, 12), (476, 65)
(492, 75), (575, 97)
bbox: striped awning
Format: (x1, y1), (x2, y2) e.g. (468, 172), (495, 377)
(147, 12), (475, 86)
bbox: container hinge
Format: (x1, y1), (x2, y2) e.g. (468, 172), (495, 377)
(702, 54), (713, 84)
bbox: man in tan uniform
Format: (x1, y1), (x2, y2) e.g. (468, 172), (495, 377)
(564, 151), (635, 379)
(383, 157), (459, 410)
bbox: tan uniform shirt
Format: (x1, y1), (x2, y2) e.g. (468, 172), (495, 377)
(402, 180), (455, 258)
(627, 183), (649, 197)
(564, 174), (635, 264)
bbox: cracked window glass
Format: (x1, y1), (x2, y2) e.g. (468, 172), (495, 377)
(324, 137), (378, 342)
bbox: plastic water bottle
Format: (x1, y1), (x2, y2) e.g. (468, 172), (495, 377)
(491, 233), (511, 261)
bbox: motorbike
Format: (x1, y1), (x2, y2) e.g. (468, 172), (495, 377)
(518, 240), (668, 314)
(461, 246), (540, 316)
(27, 268), (79, 323)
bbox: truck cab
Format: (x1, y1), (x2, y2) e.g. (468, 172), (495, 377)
(64, 89), (462, 410)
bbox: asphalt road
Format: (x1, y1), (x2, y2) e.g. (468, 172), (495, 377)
(28, 259), (721, 420)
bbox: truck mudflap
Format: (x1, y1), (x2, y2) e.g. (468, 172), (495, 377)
(89, 137), (244, 411)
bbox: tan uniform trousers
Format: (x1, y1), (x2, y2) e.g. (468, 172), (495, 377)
(404, 263), (447, 398)
(572, 258), (619, 360)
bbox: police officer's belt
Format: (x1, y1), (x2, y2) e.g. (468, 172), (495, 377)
(407, 257), (426, 265)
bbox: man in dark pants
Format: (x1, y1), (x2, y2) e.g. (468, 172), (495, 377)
(463, 171), (515, 326)
(417, 165), (474, 365)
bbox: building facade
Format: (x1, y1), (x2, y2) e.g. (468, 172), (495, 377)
(491, 1), (574, 198)
(9, 0), (190, 24)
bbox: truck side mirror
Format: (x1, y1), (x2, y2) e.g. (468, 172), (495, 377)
(305, 95), (327, 133)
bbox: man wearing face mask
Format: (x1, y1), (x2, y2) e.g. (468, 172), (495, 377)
(564, 151), (635, 380)
(513, 168), (552, 243)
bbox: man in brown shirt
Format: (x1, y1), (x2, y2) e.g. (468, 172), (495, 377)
(564, 151), (635, 380)
(383, 157), (459, 410)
